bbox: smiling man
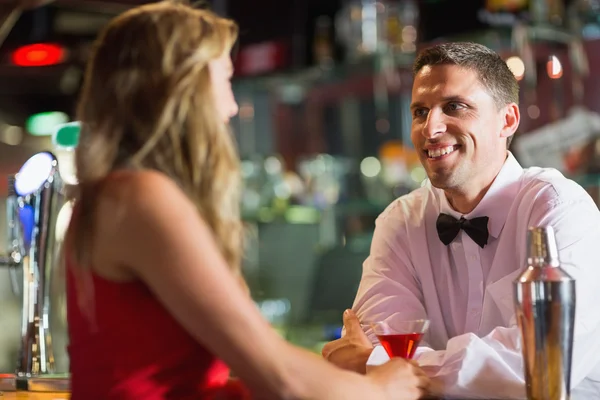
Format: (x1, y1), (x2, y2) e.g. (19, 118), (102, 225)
(322, 42), (600, 398)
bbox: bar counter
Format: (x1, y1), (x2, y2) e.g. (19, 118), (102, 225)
(0, 395), (512, 400)
(0, 393), (69, 399)
(0, 392), (512, 399)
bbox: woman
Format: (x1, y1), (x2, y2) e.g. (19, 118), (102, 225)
(65, 1), (429, 399)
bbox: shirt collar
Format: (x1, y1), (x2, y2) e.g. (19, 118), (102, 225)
(432, 152), (524, 239)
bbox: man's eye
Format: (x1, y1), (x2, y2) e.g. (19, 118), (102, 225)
(413, 108), (427, 118)
(446, 102), (465, 112)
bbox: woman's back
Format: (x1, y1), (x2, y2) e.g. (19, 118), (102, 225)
(66, 257), (232, 399)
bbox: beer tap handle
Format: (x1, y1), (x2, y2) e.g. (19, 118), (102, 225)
(2, 176), (24, 295)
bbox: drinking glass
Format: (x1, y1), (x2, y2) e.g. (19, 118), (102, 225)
(370, 319), (430, 359)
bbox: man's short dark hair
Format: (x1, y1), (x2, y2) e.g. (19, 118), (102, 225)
(413, 42), (519, 148)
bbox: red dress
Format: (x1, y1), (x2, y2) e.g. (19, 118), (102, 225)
(66, 256), (249, 399)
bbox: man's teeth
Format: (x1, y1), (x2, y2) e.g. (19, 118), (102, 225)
(428, 146), (456, 158)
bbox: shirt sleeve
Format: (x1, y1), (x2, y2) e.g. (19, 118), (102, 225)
(365, 184), (600, 399)
(351, 202), (430, 345)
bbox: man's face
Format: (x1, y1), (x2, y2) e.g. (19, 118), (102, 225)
(410, 64), (514, 191)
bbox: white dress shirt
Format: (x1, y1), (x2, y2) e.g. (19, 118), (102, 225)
(354, 153), (600, 399)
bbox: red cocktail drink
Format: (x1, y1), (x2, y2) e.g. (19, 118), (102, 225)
(371, 320), (429, 359)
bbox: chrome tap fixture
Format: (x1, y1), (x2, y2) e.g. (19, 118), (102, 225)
(0, 151), (69, 392)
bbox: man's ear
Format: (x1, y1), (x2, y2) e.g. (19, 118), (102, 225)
(500, 103), (520, 140)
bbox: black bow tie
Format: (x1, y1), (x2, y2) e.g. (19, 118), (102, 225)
(436, 213), (489, 248)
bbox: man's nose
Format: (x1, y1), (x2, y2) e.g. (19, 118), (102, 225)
(422, 109), (446, 139)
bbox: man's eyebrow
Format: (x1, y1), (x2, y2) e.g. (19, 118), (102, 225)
(440, 95), (471, 103)
(410, 95), (471, 109)
(410, 101), (424, 110)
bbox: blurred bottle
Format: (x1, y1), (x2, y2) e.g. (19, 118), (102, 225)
(486, 0), (529, 13)
(530, 0), (566, 26)
(313, 15), (334, 68)
(397, 0), (419, 54)
(335, 0), (382, 59)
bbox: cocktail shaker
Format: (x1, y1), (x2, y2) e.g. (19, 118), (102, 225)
(514, 226), (576, 400)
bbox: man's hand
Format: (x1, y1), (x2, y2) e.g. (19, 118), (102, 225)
(321, 309), (374, 374)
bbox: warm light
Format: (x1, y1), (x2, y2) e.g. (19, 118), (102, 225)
(55, 201), (74, 245)
(360, 157), (381, 178)
(547, 55), (563, 79)
(11, 43), (66, 67)
(506, 56), (525, 80)
(239, 102), (255, 119)
(527, 105), (540, 119)
(0, 125), (23, 146)
(55, 150), (77, 185)
(376, 118), (390, 133)
(15, 152), (56, 197)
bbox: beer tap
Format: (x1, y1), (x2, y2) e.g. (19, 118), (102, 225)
(0, 152), (69, 392)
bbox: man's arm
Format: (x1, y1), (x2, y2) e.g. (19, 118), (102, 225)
(370, 184), (600, 398)
(322, 203), (431, 372)
(352, 209), (429, 344)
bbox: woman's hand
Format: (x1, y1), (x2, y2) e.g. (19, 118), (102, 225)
(367, 358), (431, 400)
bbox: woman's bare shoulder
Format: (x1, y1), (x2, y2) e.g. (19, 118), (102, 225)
(85, 170), (194, 279)
(96, 169), (193, 219)
(101, 169), (181, 200)
(94, 170), (197, 245)
(91, 169), (204, 278)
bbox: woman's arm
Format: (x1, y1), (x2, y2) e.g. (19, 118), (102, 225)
(93, 170), (427, 400)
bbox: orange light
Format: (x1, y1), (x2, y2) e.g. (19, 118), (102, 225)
(11, 43), (66, 67)
(546, 55), (563, 79)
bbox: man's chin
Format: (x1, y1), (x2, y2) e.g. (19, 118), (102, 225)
(427, 174), (454, 190)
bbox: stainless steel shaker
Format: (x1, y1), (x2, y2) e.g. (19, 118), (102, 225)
(514, 226), (576, 400)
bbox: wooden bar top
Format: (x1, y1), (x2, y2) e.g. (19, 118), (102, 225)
(0, 393), (69, 399)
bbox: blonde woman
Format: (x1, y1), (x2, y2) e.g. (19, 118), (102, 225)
(65, 2), (429, 399)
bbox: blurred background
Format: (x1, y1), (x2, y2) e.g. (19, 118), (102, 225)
(1, 0), (600, 372)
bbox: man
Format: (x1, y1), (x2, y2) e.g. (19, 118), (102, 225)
(322, 42), (600, 398)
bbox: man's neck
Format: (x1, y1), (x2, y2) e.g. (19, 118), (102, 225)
(445, 185), (491, 214)
(444, 153), (509, 214)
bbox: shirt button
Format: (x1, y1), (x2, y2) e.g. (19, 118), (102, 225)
(469, 254), (477, 261)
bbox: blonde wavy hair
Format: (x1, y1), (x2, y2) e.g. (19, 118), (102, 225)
(71, 1), (243, 278)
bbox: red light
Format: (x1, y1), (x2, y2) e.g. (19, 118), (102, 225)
(11, 43), (66, 67)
